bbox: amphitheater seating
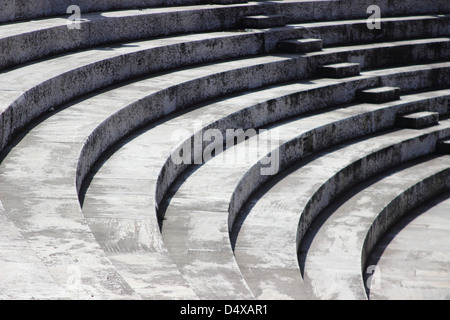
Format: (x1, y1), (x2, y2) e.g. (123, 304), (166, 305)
(0, 0), (449, 300)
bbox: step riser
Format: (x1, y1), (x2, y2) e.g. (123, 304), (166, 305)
(152, 67), (450, 215)
(318, 63), (361, 78)
(228, 94), (449, 233)
(2, 15), (450, 72)
(6, 40), (448, 163)
(35, 51), (436, 196)
(396, 112), (440, 129)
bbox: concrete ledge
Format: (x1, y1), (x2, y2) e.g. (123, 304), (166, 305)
(234, 118), (450, 299)
(229, 90), (450, 234)
(318, 62), (361, 78)
(241, 15), (286, 29)
(357, 86), (401, 103)
(396, 111), (440, 129)
(277, 38), (323, 53)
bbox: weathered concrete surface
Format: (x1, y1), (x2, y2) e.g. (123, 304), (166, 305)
(227, 63), (450, 234)
(0, 76), (201, 299)
(1, 9), (449, 71)
(154, 61), (450, 221)
(0, 0), (449, 300)
(302, 156), (450, 300)
(367, 192), (450, 300)
(75, 61), (449, 299)
(233, 112), (450, 300)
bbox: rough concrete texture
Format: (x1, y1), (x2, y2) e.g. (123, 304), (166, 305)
(367, 192), (450, 300)
(1, 0), (450, 300)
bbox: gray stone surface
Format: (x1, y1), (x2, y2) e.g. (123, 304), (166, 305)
(2, 13), (449, 72)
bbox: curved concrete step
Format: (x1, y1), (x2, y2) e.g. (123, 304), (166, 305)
(2, 0), (447, 24)
(301, 155), (450, 299)
(79, 62), (446, 299)
(2, 13), (449, 72)
(1, 36), (446, 298)
(0, 83), (198, 299)
(0, 0), (245, 23)
(366, 192), (450, 300)
(0, 201), (70, 299)
(232, 105), (450, 299)
(72, 40), (450, 205)
(78, 62), (449, 298)
(157, 81), (449, 299)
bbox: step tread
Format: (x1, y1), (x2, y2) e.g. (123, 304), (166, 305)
(367, 193), (450, 300)
(302, 155), (450, 300)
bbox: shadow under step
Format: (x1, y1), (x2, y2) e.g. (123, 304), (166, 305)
(437, 139), (450, 154)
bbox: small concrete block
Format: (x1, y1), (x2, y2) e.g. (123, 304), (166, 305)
(318, 62), (361, 78)
(437, 139), (450, 154)
(277, 38), (323, 53)
(396, 111), (439, 129)
(241, 15), (285, 29)
(357, 86), (401, 103)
